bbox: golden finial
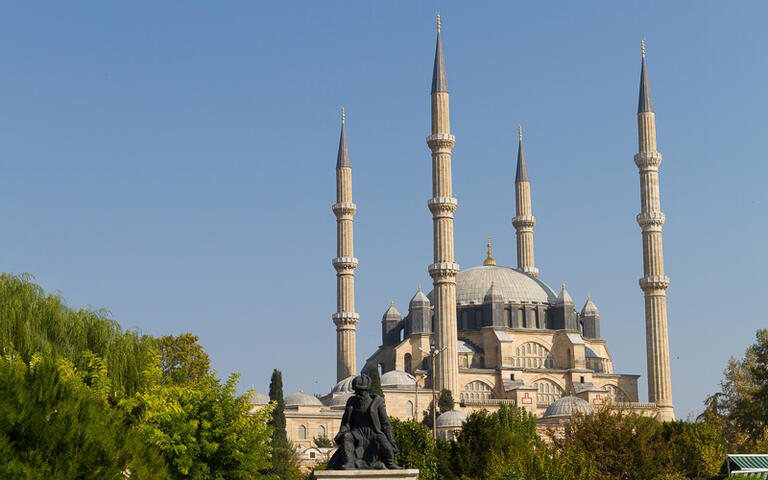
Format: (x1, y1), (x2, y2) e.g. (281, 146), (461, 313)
(437, 12), (441, 32)
(341, 106), (345, 124)
(561, 282), (566, 290)
(518, 124), (522, 140)
(483, 236), (496, 266)
(390, 299), (394, 307)
(641, 38), (645, 57)
(491, 279), (495, 287)
(417, 284), (422, 292)
(587, 293), (591, 301)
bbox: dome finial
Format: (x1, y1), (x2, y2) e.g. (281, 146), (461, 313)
(483, 236), (496, 266)
(418, 283), (422, 292)
(436, 11), (441, 32)
(641, 38), (645, 57)
(390, 299), (394, 307)
(491, 279), (495, 287)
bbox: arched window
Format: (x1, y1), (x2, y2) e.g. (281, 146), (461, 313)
(528, 309), (537, 329)
(533, 379), (564, 407)
(605, 385), (629, 403)
(462, 380), (493, 401)
(513, 342), (554, 369)
(298, 425), (307, 440)
(406, 401), (414, 418)
(505, 308), (512, 327)
(517, 308), (524, 328)
(404, 353), (412, 373)
(318, 425), (326, 438)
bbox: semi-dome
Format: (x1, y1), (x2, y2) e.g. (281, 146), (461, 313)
(436, 409), (467, 428)
(429, 265), (557, 305)
(381, 370), (417, 387)
(330, 375), (356, 394)
(285, 391), (323, 407)
(542, 396), (594, 418)
(325, 392), (353, 408)
(248, 391), (270, 405)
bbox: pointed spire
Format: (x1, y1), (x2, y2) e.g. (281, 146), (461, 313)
(515, 124), (529, 182)
(581, 294), (599, 316)
(638, 39), (654, 114)
(431, 12), (448, 93)
(556, 282), (574, 305)
(336, 107), (350, 167)
(483, 236), (496, 266)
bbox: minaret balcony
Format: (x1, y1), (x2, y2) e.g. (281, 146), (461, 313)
(332, 257), (358, 272)
(332, 202), (357, 217)
(512, 215), (536, 229)
(429, 262), (460, 280)
(637, 212), (665, 231)
(428, 197), (458, 217)
(426, 133), (456, 150)
(332, 312), (360, 328)
(634, 151), (662, 170)
(639, 275), (670, 292)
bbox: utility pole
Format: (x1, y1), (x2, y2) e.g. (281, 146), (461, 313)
(413, 369), (428, 422)
(419, 345), (446, 439)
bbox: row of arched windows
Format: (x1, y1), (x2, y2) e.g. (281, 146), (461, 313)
(510, 342), (555, 369)
(460, 380), (493, 402)
(459, 308), (543, 330)
(298, 424), (327, 440)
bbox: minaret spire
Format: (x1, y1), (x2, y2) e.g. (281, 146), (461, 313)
(426, 14), (460, 398)
(633, 42), (674, 420)
(512, 124), (538, 277)
(332, 108), (359, 382)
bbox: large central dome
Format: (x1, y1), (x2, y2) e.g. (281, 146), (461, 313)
(429, 265), (557, 305)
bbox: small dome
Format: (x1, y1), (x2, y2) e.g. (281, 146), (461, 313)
(543, 396), (594, 418)
(436, 409), (467, 428)
(483, 280), (503, 303)
(380, 370), (417, 387)
(382, 301), (402, 322)
(555, 283), (574, 305)
(581, 295), (599, 316)
(248, 391), (270, 405)
(285, 391), (323, 407)
(325, 392), (353, 408)
(409, 285), (430, 309)
(330, 375), (356, 394)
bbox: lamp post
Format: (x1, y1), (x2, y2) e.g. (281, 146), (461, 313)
(419, 345), (446, 439)
(413, 369), (428, 422)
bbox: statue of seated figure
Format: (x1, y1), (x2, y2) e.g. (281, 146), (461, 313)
(326, 374), (402, 470)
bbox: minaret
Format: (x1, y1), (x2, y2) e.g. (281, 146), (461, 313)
(426, 13), (460, 397)
(512, 125), (538, 277)
(332, 107), (359, 382)
(634, 40), (674, 421)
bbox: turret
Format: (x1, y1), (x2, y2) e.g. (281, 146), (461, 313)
(332, 107), (359, 381)
(512, 125), (538, 277)
(483, 280), (506, 328)
(553, 282), (577, 330)
(407, 285), (432, 334)
(382, 301), (403, 346)
(580, 295), (600, 339)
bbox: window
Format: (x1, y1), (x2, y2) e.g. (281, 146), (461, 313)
(534, 379), (564, 407)
(605, 384), (629, 403)
(512, 342), (554, 369)
(404, 353), (412, 373)
(310, 451), (316, 459)
(475, 310), (483, 328)
(406, 401), (414, 418)
(462, 311), (469, 330)
(318, 425), (326, 438)
(298, 425), (307, 440)
(505, 308), (512, 327)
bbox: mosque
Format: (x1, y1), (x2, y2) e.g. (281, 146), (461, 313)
(251, 17), (675, 451)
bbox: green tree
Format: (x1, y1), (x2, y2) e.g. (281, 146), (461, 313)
(438, 388), (455, 414)
(391, 418), (439, 480)
(422, 399), (437, 429)
(125, 362), (274, 480)
(366, 364), (384, 397)
(662, 421), (725, 479)
(313, 436), (334, 448)
(158, 333), (210, 384)
(700, 329), (768, 452)
(266, 369), (302, 480)
(0, 273), (156, 396)
(0, 355), (168, 479)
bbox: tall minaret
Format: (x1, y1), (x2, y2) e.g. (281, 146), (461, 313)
(332, 107), (359, 382)
(426, 13), (460, 397)
(634, 40), (674, 421)
(512, 125), (538, 277)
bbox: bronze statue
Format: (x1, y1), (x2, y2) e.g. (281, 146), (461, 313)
(326, 374), (402, 470)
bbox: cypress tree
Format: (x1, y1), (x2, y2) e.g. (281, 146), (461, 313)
(268, 369), (287, 446)
(366, 364), (384, 398)
(438, 388), (455, 414)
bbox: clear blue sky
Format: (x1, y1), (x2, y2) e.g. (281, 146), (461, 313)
(1, 1), (766, 420)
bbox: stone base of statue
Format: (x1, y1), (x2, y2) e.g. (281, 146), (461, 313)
(314, 469), (420, 480)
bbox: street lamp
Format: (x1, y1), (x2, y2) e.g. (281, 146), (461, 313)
(418, 344), (446, 439)
(413, 369), (428, 422)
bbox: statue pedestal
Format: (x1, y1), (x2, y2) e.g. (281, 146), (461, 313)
(315, 469), (419, 480)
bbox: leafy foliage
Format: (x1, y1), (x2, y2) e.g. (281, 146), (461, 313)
(366, 364), (384, 397)
(158, 333), (210, 385)
(312, 436), (334, 448)
(391, 418), (438, 480)
(438, 388), (455, 414)
(0, 273), (156, 396)
(0, 355), (168, 479)
(700, 329), (768, 452)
